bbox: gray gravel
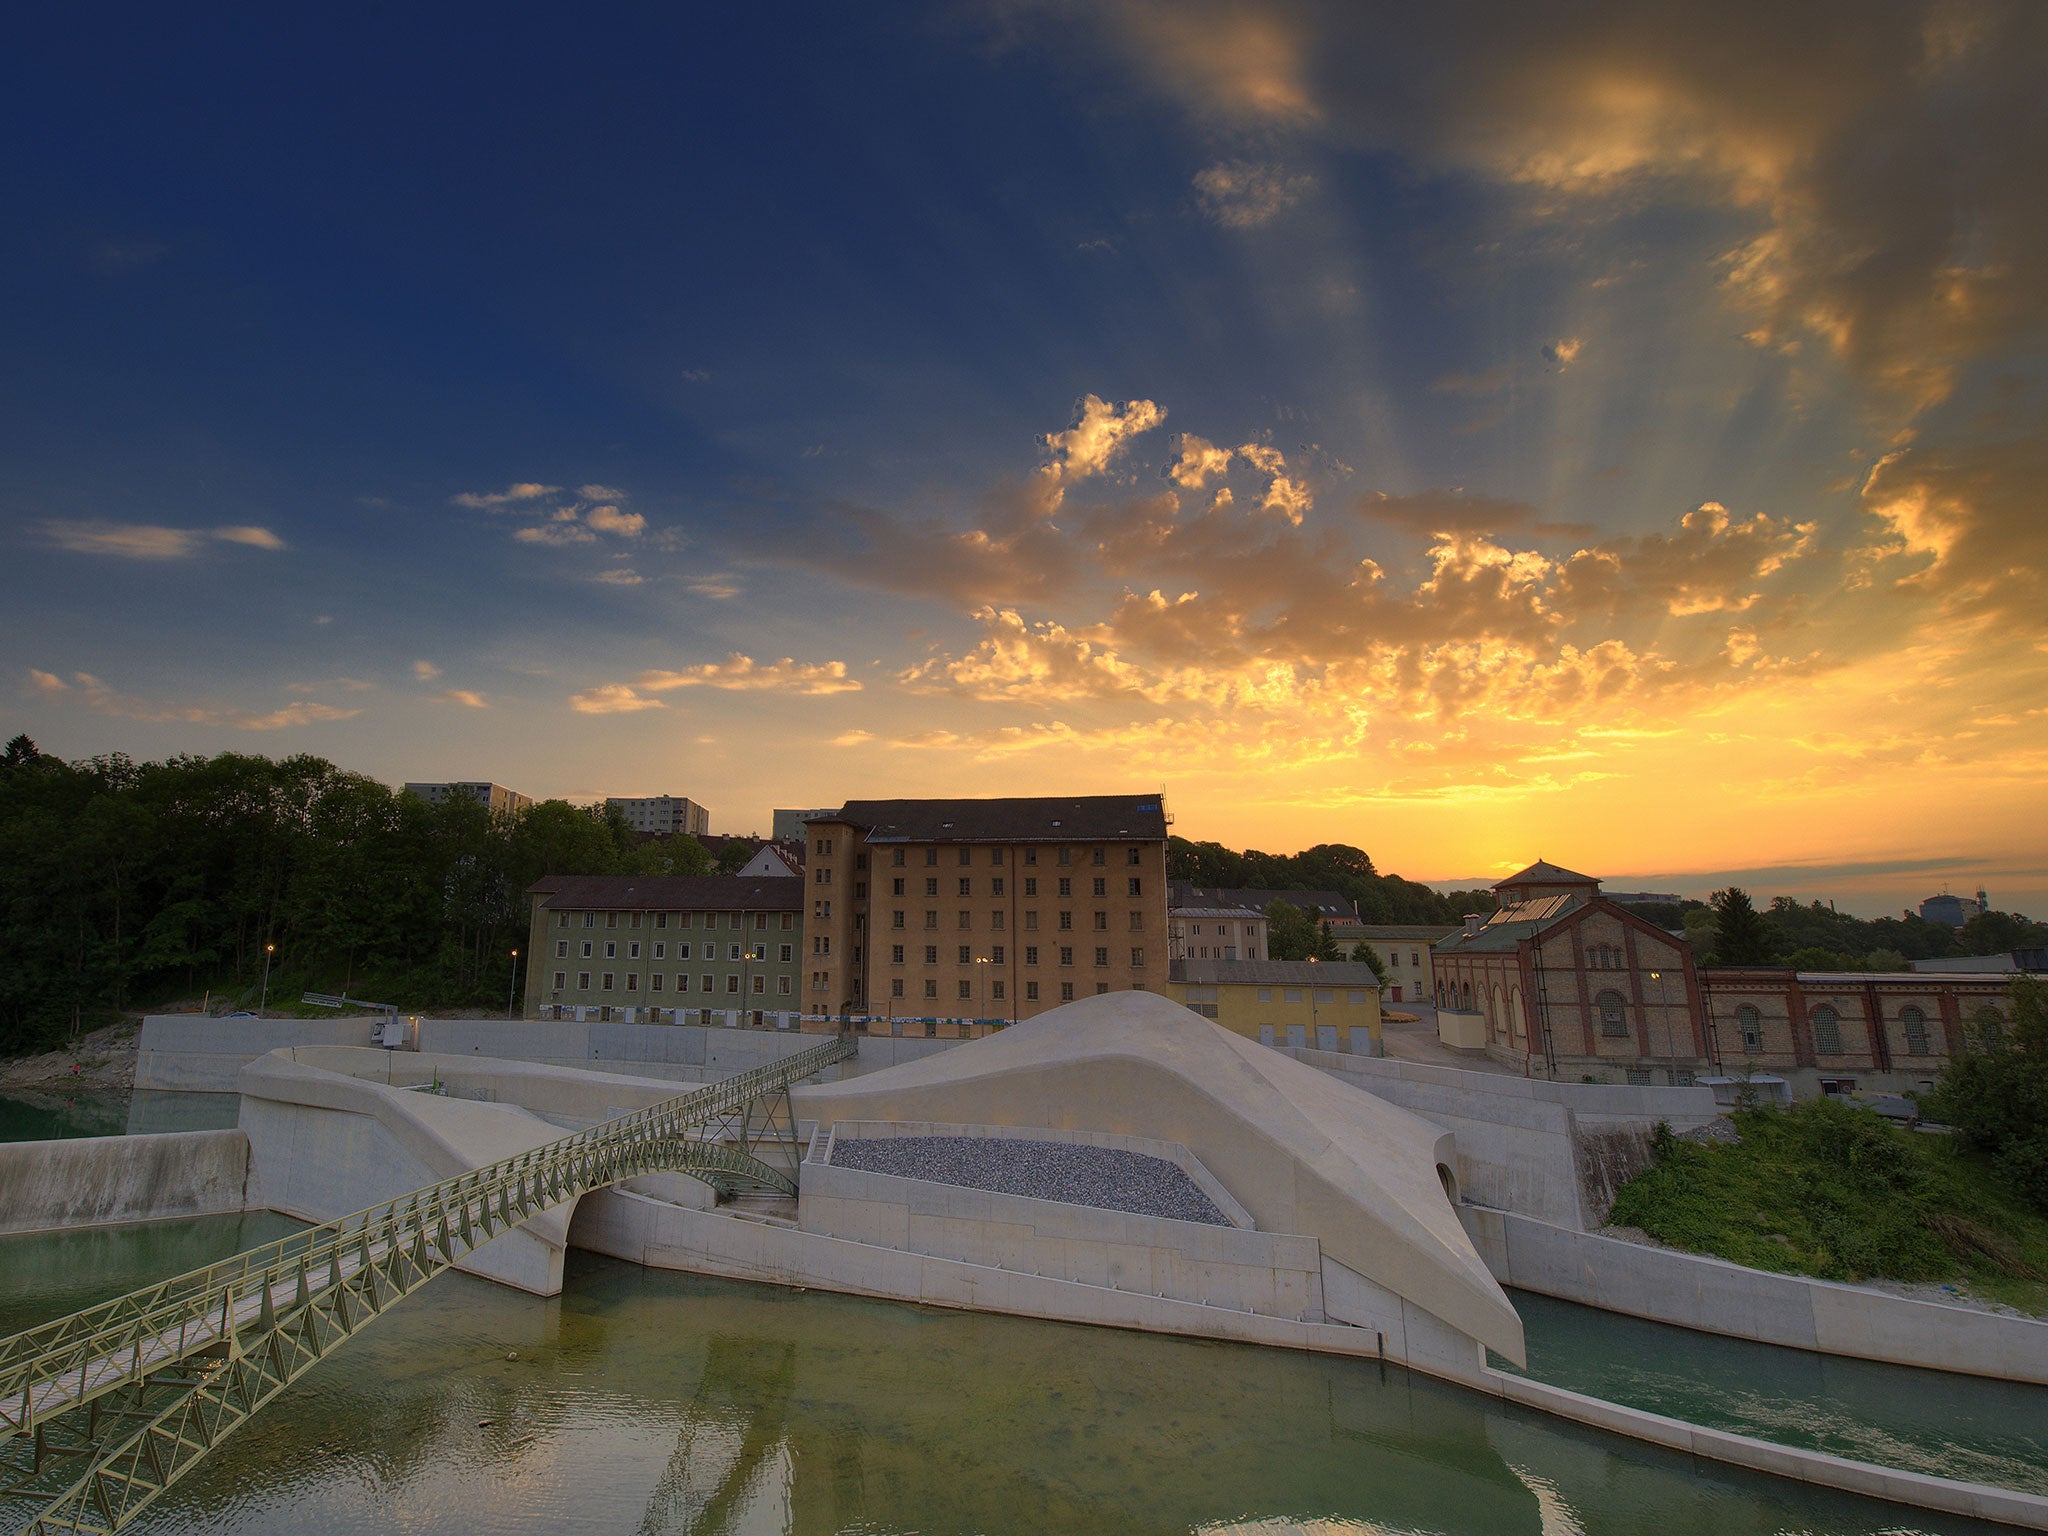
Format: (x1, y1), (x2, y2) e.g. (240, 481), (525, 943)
(830, 1135), (1230, 1226)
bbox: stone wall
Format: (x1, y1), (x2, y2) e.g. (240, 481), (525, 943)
(0, 1130), (249, 1235)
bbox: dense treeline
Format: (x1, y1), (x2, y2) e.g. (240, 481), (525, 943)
(1691, 887), (2046, 970)
(0, 737), (724, 1055)
(1166, 837), (1493, 925)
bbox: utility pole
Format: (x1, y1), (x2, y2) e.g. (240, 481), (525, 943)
(507, 948), (520, 1019)
(259, 943), (275, 1018)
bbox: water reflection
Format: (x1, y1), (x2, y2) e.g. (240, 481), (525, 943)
(0, 1089), (240, 1142)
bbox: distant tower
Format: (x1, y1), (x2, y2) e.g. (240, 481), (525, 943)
(1978, 888), (1990, 915)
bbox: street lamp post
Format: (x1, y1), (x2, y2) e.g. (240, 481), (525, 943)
(507, 949), (520, 1020)
(974, 955), (991, 1028)
(259, 943), (275, 1018)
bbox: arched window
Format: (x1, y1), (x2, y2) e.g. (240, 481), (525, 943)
(1597, 990), (1628, 1037)
(1973, 1006), (2005, 1048)
(1462, 981), (1473, 1011)
(1736, 1004), (1762, 1051)
(1901, 1006), (1930, 1056)
(1811, 1005), (1842, 1056)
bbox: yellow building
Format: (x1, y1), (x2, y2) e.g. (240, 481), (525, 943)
(1353, 924), (1456, 1007)
(1167, 958), (1382, 1055)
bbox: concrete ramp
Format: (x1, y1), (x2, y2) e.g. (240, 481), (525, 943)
(795, 991), (1525, 1366)
(237, 1051), (580, 1295)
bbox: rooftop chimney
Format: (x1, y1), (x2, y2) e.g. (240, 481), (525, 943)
(1463, 913), (1483, 937)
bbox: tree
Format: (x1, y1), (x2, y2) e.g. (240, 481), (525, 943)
(1920, 979), (2048, 1211)
(1351, 942), (1388, 985)
(1711, 887), (1777, 965)
(1310, 919), (1343, 962)
(630, 835), (714, 877)
(1958, 909), (2048, 958)
(1264, 901), (1318, 961)
(715, 839), (755, 874)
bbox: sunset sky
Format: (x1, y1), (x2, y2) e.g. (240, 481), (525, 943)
(6, 3), (2045, 916)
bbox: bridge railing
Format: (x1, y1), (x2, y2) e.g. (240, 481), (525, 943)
(0, 1033), (854, 1445)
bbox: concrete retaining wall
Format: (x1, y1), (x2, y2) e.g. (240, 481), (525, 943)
(1286, 1047), (1719, 1228)
(138, 1015), (958, 1093)
(1460, 1206), (2048, 1386)
(0, 1130), (250, 1234)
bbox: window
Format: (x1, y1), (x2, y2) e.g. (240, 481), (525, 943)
(1597, 990), (1627, 1037)
(752, 975), (765, 994)
(1128, 847), (1141, 865)
(630, 913), (642, 929)
(958, 980), (972, 1000)
(702, 975), (713, 992)
(607, 914), (618, 928)
(1128, 878), (1142, 896)
(892, 910), (906, 929)
(1131, 948), (1145, 967)
(1060, 946), (1074, 966)
(816, 867), (832, 885)
(956, 877), (971, 897)
(1902, 1006), (1931, 1056)
(956, 847), (971, 867)
(1626, 1068), (1653, 1086)
(648, 974), (664, 992)
(726, 975), (740, 993)
(925, 877), (939, 897)
(1024, 911), (1038, 930)
(925, 945), (939, 964)
(558, 913), (570, 928)
(958, 910), (972, 929)
(578, 972), (590, 989)
(1093, 911), (1107, 931)
(1058, 846), (1071, 866)
(656, 913), (668, 929)
(958, 945), (972, 965)
(1284, 989), (1302, 1004)
(813, 936), (830, 956)
(892, 979), (905, 998)
(1025, 945), (1039, 965)
(729, 943), (742, 960)
(891, 944), (904, 963)
(1092, 877), (1107, 897)
(1737, 1004), (1762, 1050)
(993, 980), (1006, 999)
(1315, 989), (1334, 1004)
(892, 848), (906, 867)
(1129, 912), (1144, 931)
(1095, 983), (1110, 995)
(1094, 947), (1109, 966)
(653, 943), (664, 960)
(626, 973), (639, 990)
(550, 970), (566, 991)
(892, 878), (905, 896)
(556, 940), (568, 958)
(584, 913), (595, 927)
(678, 943), (692, 960)
(924, 979), (939, 999)
(925, 910), (938, 930)
(782, 913), (792, 929)
(1256, 988), (1272, 1002)
(1811, 1005), (1842, 1056)
(991, 944), (1005, 963)
(1410, 951), (1420, 967)
(1059, 911), (1073, 930)
(779, 943), (792, 962)
(778, 976), (791, 995)
(1024, 877), (1038, 897)
(925, 848), (938, 866)
(602, 973), (615, 991)
(1060, 982), (1075, 1001)
(1091, 847), (1106, 867)
(629, 942), (640, 959)
(604, 942), (616, 959)
(1347, 991), (1368, 1004)
(815, 837), (833, 856)
(988, 877), (1005, 898)
(991, 910), (1005, 930)
(1058, 877), (1072, 897)
(1026, 981), (1039, 1000)
(1024, 848), (1037, 865)
(990, 847), (1004, 865)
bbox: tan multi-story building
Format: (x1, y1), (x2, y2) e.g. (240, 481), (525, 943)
(523, 874), (803, 1024)
(402, 780), (534, 817)
(605, 794), (711, 837)
(1354, 924), (1455, 1006)
(802, 794), (1171, 1029)
(1169, 903), (1268, 961)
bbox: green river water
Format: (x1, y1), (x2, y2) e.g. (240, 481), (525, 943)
(0, 1216), (2030, 1536)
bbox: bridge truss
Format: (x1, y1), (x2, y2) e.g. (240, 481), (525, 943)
(0, 1034), (856, 1535)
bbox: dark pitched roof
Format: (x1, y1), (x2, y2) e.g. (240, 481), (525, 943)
(1434, 892), (1591, 953)
(1171, 958), (1381, 988)
(1495, 859), (1600, 890)
(528, 875), (805, 911)
(1171, 884), (1358, 920)
(1353, 924), (1460, 940)
(825, 794), (1168, 843)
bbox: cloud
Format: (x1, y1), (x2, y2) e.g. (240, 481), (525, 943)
(38, 522), (287, 559)
(634, 655), (863, 695)
(452, 482), (559, 509)
(413, 660), (441, 681)
(513, 521), (597, 546)
(579, 484), (627, 501)
(1040, 394), (1167, 485)
(435, 689), (489, 709)
(1166, 434), (1233, 489)
(591, 568), (645, 586)
(585, 504), (645, 537)
(1101, 2), (1320, 125)
(28, 671), (362, 730)
(1542, 337), (1585, 371)
(1192, 160), (1314, 227)
(569, 684), (665, 714)
(829, 729), (877, 746)
(688, 575), (742, 600)
(1861, 436), (2048, 634)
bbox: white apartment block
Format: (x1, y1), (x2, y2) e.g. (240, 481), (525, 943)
(607, 795), (711, 837)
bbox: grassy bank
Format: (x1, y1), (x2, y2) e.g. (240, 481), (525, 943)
(1609, 1097), (2048, 1314)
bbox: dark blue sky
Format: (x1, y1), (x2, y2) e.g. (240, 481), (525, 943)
(6, 2), (2044, 914)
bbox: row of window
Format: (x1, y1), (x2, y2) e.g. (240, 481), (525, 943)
(556, 939), (786, 962)
(866, 845), (1145, 869)
(552, 971), (792, 995)
(1733, 1002), (1937, 1056)
(554, 910), (794, 930)
(883, 978), (1120, 1002)
(887, 876), (1144, 898)
(1181, 922), (1261, 937)
(888, 909), (1143, 933)
(884, 943), (1145, 968)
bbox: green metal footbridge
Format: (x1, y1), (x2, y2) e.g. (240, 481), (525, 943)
(0, 1034), (856, 1535)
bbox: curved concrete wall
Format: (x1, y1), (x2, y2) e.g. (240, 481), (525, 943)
(0, 1130), (249, 1235)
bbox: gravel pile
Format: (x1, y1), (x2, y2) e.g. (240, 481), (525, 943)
(830, 1135), (1231, 1226)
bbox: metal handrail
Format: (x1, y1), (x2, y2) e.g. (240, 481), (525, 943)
(0, 1033), (854, 1533)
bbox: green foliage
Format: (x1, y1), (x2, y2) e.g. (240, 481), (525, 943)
(1263, 901), (1319, 961)
(1921, 979), (2048, 1212)
(0, 740), (644, 1055)
(1958, 909), (2048, 957)
(1168, 837), (1490, 924)
(1351, 942), (1389, 984)
(1609, 1096), (2048, 1300)
(1709, 886), (1776, 965)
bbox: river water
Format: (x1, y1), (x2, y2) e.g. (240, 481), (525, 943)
(0, 1218), (2023, 1536)
(0, 1089), (241, 1141)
